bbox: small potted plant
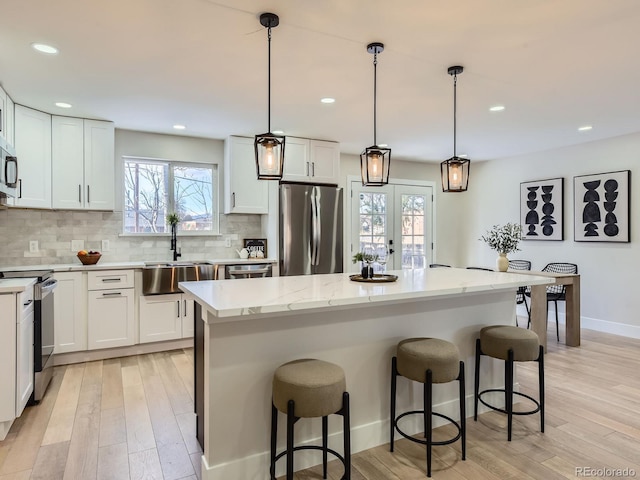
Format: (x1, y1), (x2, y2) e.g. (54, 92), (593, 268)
(352, 251), (379, 279)
(480, 222), (523, 272)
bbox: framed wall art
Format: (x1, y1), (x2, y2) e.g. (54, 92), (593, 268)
(574, 170), (630, 242)
(520, 177), (564, 241)
(243, 238), (267, 257)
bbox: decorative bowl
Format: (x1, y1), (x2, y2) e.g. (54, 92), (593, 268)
(78, 253), (102, 265)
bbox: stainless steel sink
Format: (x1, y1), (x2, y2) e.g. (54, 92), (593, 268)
(142, 262), (217, 295)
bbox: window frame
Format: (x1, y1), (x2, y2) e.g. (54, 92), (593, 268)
(122, 155), (220, 236)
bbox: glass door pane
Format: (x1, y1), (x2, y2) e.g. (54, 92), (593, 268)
(394, 185), (433, 269)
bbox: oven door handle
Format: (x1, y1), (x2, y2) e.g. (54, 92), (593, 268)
(39, 279), (58, 297)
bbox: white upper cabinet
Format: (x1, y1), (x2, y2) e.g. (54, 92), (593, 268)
(0, 86), (6, 143)
(52, 117), (114, 210)
(13, 105), (52, 209)
(5, 96), (14, 148)
(84, 119), (115, 210)
(0, 86), (14, 147)
(224, 136), (269, 214)
(282, 137), (340, 185)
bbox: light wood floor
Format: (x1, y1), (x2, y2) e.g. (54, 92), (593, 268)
(2, 327), (640, 479)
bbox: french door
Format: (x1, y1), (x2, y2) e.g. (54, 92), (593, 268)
(350, 181), (433, 271)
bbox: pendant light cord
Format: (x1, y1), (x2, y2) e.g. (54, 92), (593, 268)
(453, 72), (457, 157)
(267, 26), (272, 133)
(373, 51), (378, 146)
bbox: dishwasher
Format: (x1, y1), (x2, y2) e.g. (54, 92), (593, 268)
(224, 263), (273, 279)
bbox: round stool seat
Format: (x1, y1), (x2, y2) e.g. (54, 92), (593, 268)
(273, 359), (346, 418)
(480, 326), (540, 361)
(397, 338), (460, 384)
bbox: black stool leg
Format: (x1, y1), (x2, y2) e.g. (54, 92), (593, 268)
(458, 361), (466, 461)
(286, 400), (295, 480)
(390, 356), (397, 452)
(554, 299), (560, 341)
(270, 402), (277, 480)
(538, 345), (545, 433)
(474, 338), (481, 421)
(425, 369), (433, 478)
(342, 392), (351, 480)
(506, 349), (514, 441)
(322, 416), (328, 479)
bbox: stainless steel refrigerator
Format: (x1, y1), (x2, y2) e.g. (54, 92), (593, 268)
(280, 183), (343, 276)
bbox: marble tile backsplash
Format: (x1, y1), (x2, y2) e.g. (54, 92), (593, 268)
(0, 208), (263, 267)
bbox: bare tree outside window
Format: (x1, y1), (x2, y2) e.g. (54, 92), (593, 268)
(124, 158), (216, 234)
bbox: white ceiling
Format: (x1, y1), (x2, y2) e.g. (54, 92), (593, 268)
(1, 0), (640, 162)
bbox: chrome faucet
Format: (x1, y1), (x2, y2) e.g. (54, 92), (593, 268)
(170, 225), (181, 261)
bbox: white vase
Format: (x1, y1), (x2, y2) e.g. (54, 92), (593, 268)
(496, 253), (509, 272)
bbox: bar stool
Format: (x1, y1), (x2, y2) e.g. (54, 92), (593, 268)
(390, 338), (466, 477)
(474, 325), (544, 440)
(270, 359), (351, 480)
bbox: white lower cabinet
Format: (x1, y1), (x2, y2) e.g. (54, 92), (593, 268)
(53, 272), (87, 353)
(139, 294), (194, 343)
(16, 294), (34, 415)
(0, 286), (34, 441)
(87, 270), (135, 350)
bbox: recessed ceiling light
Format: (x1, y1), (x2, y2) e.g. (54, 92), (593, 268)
(320, 97), (335, 104)
(578, 125), (592, 131)
(55, 102), (72, 108)
(31, 43), (59, 55)
(489, 105), (505, 112)
(173, 125), (186, 130)
(272, 130), (284, 134)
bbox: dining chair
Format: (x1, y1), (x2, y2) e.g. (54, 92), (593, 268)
(508, 260), (532, 328)
(525, 262), (578, 341)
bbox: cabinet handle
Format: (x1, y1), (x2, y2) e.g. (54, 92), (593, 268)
(101, 278), (121, 283)
(311, 162), (315, 177)
(101, 292), (122, 297)
(306, 162), (309, 177)
(78, 185), (82, 203)
(177, 301), (181, 318)
(23, 299), (33, 307)
(87, 185), (90, 203)
(183, 300), (187, 316)
(18, 179), (22, 199)
(232, 192), (235, 208)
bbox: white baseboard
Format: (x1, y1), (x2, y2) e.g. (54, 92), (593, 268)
(515, 305), (640, 339)
(53, 338), (193, 366)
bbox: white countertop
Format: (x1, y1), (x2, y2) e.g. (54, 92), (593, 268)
(0, 278), (37, 294)
(1, 258), (278, 273)
(179, 267), (554, 322)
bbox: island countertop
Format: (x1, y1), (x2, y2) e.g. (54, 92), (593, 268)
(179, 267), (553, 322)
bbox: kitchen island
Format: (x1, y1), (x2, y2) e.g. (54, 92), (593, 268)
(179, 268), (553, 480)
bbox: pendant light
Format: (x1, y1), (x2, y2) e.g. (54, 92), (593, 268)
(360, 42), (391, 186)
(441, 65), (470, 192)
(255, 12), (285, 180)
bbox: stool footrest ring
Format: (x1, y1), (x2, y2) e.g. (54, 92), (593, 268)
(393, 410), (462, 446)
(478, 389), (541, 416)
(271, 445), (347, 480)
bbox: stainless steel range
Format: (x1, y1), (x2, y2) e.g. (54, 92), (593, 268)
(0, 269), (57, 402)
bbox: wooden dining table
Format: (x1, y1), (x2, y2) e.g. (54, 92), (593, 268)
(509, 269), (581, 350)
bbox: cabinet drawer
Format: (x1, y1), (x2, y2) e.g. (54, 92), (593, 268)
(87, 270), (134, 290)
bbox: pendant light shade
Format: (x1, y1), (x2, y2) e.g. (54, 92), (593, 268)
(255, 12), (285, 180)
(360, 42), (391, 186)
(441, 65), (470, 192)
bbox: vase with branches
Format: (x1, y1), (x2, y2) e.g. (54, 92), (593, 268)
(480, 223), (523, 271)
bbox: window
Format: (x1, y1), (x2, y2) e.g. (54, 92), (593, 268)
(123, 157), (218, 234)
